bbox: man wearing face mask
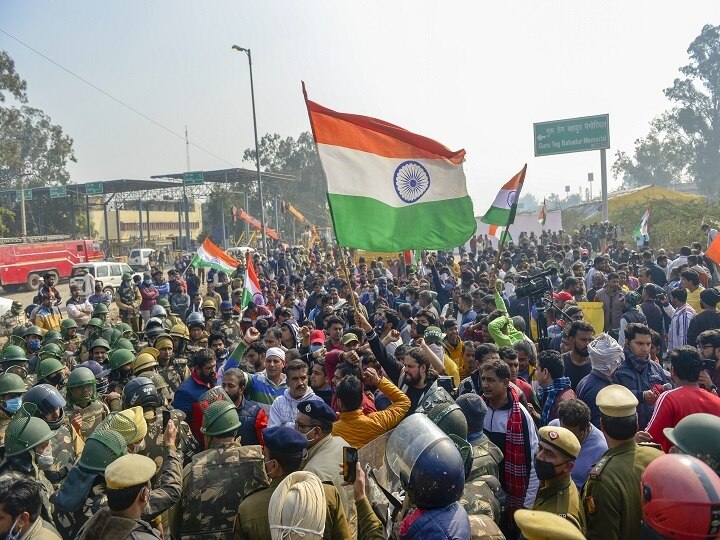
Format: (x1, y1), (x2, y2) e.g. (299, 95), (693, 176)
(155, 335), (189, 396)
(0, 476), (60, 540)
(532, 426), (582, 529)
(0, 410), (56, 523)
(172, 400), (268, 539)
(22, 384), (83, 489)
(76, 453), (162, 539)
(22, 327), (43, 363)
(0, 374), (26, 446)
(212, 301), (242, 343)
(595, 272), (624, 339)
(296, 400), (357, 540)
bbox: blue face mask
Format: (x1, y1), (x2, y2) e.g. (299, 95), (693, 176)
(4, 397), (21, 414)
(27, 340), (41, 352)
(310, 344), (323, 353)
(375, 320), (385, 332)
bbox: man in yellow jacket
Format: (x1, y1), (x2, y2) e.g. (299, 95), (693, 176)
(332, 367), (410, 448)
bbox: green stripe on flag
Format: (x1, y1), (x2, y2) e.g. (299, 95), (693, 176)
(327, 193), (475, 251)
(481, 206), (513, 226)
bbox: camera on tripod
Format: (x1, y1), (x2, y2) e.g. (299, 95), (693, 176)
(515, 267), (557, 300)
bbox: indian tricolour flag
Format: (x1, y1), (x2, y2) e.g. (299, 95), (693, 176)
(303, 84), (476, 251)
(632, 206), (651, 240)
(481, 164), (527, 226)
(190, 238), (239, 274)
(241, 256), (264, 310)
(538, 199), (547, 227)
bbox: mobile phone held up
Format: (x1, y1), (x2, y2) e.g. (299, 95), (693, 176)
(343, 446), (358, 483)
(162, 409), (171, 431)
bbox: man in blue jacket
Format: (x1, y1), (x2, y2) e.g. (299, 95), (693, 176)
(613, 323), (671, 429)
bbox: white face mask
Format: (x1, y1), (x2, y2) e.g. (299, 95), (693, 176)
(5, 516), (21, 540)
(36, 447), (54, 470)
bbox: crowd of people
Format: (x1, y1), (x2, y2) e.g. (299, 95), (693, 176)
(0, 222), (720, 539)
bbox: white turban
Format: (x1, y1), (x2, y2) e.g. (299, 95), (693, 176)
(269, 471), (326, 540)
(587, 333), (624, 376)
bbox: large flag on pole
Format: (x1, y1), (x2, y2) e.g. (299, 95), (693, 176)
(190, 238), (239, 274)
(481, 165), (527, 226)
(538, 199), (547, 227)
(632, 206), (651, 240)
(241, 256), (264, 310)
(303, 83), (476, 251)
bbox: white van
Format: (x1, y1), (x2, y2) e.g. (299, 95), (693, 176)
(129, 248), (156, 269)
(70, 262), (142, 295)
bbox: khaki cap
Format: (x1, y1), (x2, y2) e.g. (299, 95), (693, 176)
(538, 426), (581, 460)
(154, 336), (174, 350)
(514, 509), (586, 540)
(117, 406), (148, 444)
(596, 384), (638, 418)
(105, 454), (156, 489)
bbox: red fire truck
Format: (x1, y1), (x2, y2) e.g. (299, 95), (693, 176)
(0, 236), (105, 292)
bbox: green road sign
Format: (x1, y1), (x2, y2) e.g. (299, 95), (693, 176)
(183, 171), (204, 186)
(533, 114), (610, 157)
(85, 181), (104, 195)
(15, 189), (32, 201)
(49, 186), (67, 199)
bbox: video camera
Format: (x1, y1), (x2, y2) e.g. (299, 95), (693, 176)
(514, 266), (557, 300)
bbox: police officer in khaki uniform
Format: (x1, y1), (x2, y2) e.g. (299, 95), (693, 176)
(533, 426), (582, 529)
(580, 385), (663, 540)
(515, 509), (586, 540)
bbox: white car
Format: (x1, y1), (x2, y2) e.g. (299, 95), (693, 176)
(129, 248), (156, 269)
(70, 262), (143, 295)
(226, 246), (254, 261)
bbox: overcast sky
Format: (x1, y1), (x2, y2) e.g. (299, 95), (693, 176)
(1, 2), (716, 217)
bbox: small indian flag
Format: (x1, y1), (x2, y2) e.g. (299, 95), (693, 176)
(488, 224), (513, 244)
(632, 206), (651, 240)
(241, 256), (264, 310)
(303, 84), (476, 251)
(538, 199), (547, 227)
(190, 238), (239, 274)
(481, 165), (527, 226)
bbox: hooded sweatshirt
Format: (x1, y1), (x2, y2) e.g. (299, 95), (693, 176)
(268, 386), (323, 429)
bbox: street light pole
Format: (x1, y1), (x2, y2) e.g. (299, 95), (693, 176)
(232, 45), (267, 254)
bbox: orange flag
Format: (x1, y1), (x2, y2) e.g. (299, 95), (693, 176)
(706, 234), (720, 264)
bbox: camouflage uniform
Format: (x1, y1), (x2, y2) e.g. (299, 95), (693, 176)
(186, 336), (208, 355)
(211, 318), (242, 343)
(0, 468), (55, 523)
(53, 447), (182, 539)
(171, 441), (268, 539)
(0, 311), (27, 337)
(158, 360), (190, 396)
(0, 410), (11, 446)
(52, 477), (107, 540)
(63, 335), (84, 368)
(67, 400), (109, 441)
(459, 433), (506, 531)
(45, 424), (84, 488)
(116, 280), (142, 334)
(144, 409), (199, 474)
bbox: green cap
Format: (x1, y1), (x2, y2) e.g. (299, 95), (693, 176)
(108, 348), (135, 371)
(60, 319), (78, 330)
(122, 272), (132, 281)
(89, 338), (111, 352)
(93, 303), (109, 315)
(113, 338), (135, 352)
(36, 358), (64, 381)
(0, 345), (27, 363)
(23, 326), (42, 338)
(87, 318), (103, 329)
(201, 400), (240, 436)
(664, 413), (720, 472)
(0, 373), (28, 396)
(38, 343), (63, 361)
(78, 429), (128, 472)
(5, 407), (54, 457)
(42, 330), (63, 345)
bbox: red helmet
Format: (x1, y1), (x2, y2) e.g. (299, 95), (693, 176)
(642, 454), (720, 538)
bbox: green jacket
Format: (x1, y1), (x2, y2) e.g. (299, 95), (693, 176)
(580, 441), (662, 540)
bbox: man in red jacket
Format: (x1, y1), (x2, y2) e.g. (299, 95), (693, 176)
(172, 349), (217, 449)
